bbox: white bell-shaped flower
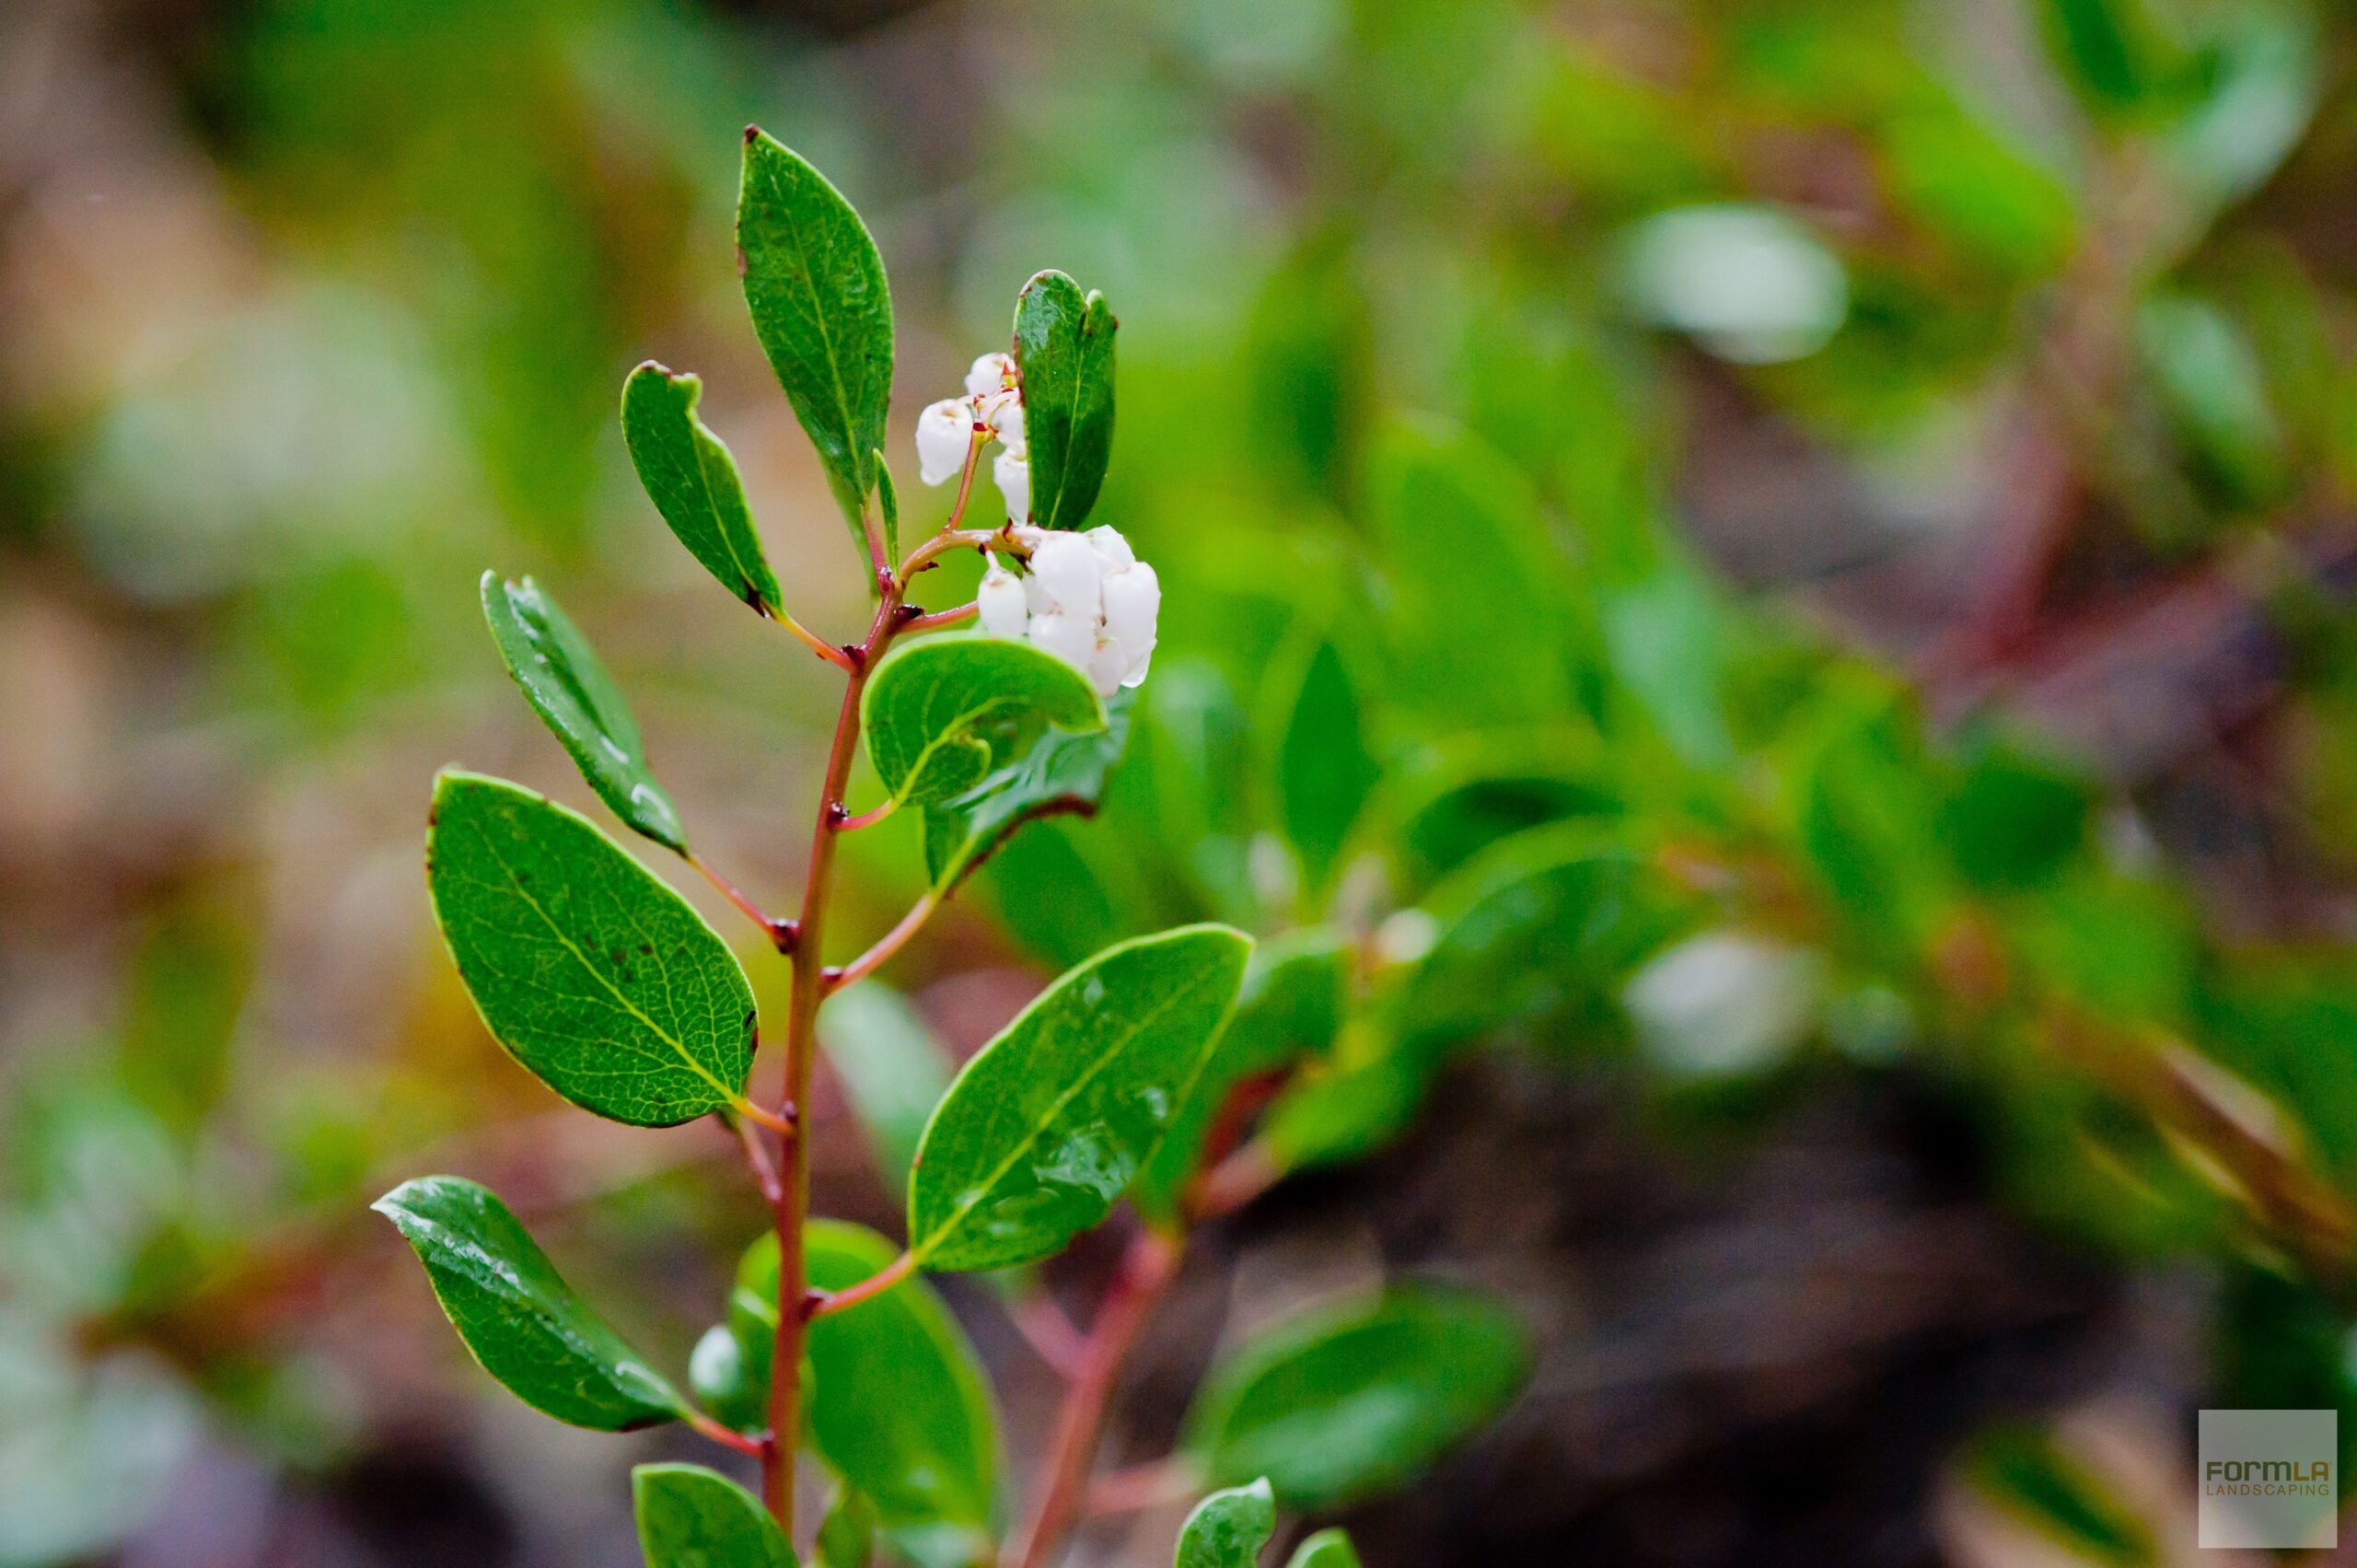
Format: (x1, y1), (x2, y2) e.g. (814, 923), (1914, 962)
(977, 563), (1028, 640)
(1099, 559), (1160, 688)
(1028, 531), (1103, 619)
(965, 352), (1017, 400)
(973, 521), (1158, 697)
(989, 397), (1026, 457)
(1086, 526), (1135, 570)
(1027, 607), (1096, 672)
(993, 447), (1030, 526)
(916, 399), (971, 487)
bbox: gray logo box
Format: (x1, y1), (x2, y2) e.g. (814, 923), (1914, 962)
(2200, 1409), (2337, 1549)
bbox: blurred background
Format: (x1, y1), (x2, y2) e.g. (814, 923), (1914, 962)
(9, 0), (2357, 1562)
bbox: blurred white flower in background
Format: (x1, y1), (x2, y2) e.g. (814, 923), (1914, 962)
(1618, 203), (1848, 366)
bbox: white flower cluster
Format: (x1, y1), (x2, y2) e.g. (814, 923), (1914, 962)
(979, 527), (1158, 696)
(915, 349), (1159, 695)
(916, 352), (1028, 524)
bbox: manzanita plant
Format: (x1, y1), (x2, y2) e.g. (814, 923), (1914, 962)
(375, 130), (1529, 1568)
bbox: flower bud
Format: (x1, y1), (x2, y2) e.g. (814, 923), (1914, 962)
(916, 398), (972, 487)
(977, 563), (1028, 640)
(1086, 636), (1129, 697)
(993, 447), (1030, 525)
(965, 352), (1017, 400)
(1100, 559), (1159, 675)
(1028, 531), (1103, 618)
(1085, 526), (1135, 570)
(1027, 607), (1095, 673)
(990, 398), (1026, 457)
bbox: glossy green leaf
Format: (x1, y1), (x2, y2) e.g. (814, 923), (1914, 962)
(633, 1463), (796, 1568)
(816, 1487), (877, 1568)
(908, 923), (1252, 1272)
(621, 363), (783, 616)
(922, 690), (1133, 895)
(426, 772), (756, 1126)
(818, 986), (955, 1207)
(737, 130), (893, 556)
(1278, 641), (1377, 889)
(373, 1176), (688, 1430)
(862, 635), (1104, 808)
(1283, 1529), (1362, 1568)
(1135, 929), (1348, 1221)
(731, 1224), (998, 1530)
(1011, 270), (1117, 531)
(1174, 1480), (1274, 1568)
(481, 573), (685, 852)
(1184, 1288), (1530, 1506)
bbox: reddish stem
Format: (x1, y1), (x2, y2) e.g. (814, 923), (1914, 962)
(824, 892), (937, 994)
(684, 851), (796, 952)
(807, 1250), (916, 1318)
(1006, 1230), (1183, 1568)
(839, 798), (900, 832)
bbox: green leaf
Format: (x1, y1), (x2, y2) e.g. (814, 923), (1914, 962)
(1184, 1288), (1530, 1506)
(1135, 930), (1349, 1221)
(373, 1176), (688, 1431)
(1283, 1530), (1362, 1568)
(921, 690), (1133, 896)
(633, 1463), (796, 1568)
(1277, 640), (1377, 889)
(426, 772), (756, 1126)
(817, 985), (956, 1207)
(481, 573), (686, 853)
(1174, 1480), (1274, 1568)
(621, 363), (784, 616)
(816, 1487), (877, 1568)
(1011, 270), (1117, 531)
(908, 924), (1253, 1272)
(731, 1224), (998, 1529)
(737, 130), (893, 557)
(862, 635), (1105, 808)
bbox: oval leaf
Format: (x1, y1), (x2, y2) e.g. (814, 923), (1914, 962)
(1183, 1288), (1530, 1506)
(373, 1176), (687, 1430)
(1277, 640), (1376, 889)
(908, 923), (1252, 1272)
(622, 364), (784, 616)
(633, 1463), (796, 1568)
(737, 130), (893, 557)
(482, 573), (685, 852)
(1175, 1479), (1274, 1568)
(728, 1225), (998, 1530)
(427, 771), (757, 1126)
(816, 1487), (877, 1568)
(863, 636), (1105, 808)
(1283, 1530), (1361, 1568)
(1012, 271), (1117, 531)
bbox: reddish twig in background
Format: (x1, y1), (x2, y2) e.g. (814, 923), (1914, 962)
(1007, 1228), (1183, 1568)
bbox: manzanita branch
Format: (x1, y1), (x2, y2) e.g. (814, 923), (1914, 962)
(684, 851), (797, 952)
(807, 1249), (916, 1318)
(903, 601), (980, 633)
(772, 607), (862, 673)
(825, 892), (937, 994)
